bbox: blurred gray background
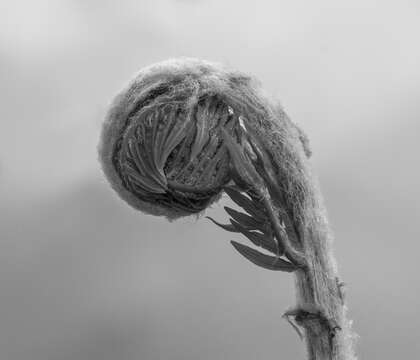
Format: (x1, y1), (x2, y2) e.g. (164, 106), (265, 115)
(1, 0), (419, 359)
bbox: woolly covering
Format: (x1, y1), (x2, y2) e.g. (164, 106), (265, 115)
(98, 58), (358, 360)
(98, 58), (311, 220)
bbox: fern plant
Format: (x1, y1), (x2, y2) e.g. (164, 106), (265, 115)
(98, 58), (357, 360)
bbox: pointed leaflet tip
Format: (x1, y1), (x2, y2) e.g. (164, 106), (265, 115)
(223, 186), (264, 219)
(230, 241), (297, 272)
(205, 216), (239, 233)
(240, 119), (284, 198)
(229, 220), (280, 255)
(220, 128), (262, 186)
(224, 206), (264, 231)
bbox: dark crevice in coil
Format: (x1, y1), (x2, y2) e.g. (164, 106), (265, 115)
(112, 93), (239, 214)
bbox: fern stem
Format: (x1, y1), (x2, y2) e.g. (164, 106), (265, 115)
(223, 119), (357, 360)
(284, 182), (355, 360)
(99, 57), (357, 360)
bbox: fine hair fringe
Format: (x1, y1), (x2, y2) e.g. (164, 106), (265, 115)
(99, 57), (311, 221)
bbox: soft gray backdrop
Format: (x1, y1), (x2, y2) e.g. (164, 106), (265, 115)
(1, 1), (419, 359)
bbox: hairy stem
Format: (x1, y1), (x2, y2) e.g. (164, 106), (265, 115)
(222, 119), (357, 359)
(286, 185), (355, 360)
